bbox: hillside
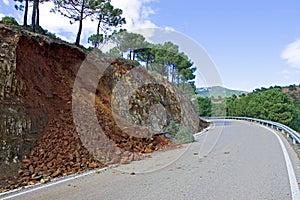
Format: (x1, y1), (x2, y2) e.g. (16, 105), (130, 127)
(0, 24), (203, 191)
(282, 85), (300, 132)
(196, 86), (248, 98)
(224, 85), (300, 132)
(282, 85), (300, 103)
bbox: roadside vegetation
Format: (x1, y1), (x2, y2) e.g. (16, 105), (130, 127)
(196, 85), (300, 132)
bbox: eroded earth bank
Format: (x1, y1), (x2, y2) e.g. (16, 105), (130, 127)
(0, 25), (207, 192)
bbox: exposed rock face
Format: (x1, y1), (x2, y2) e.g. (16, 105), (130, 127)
(0, 26), (45, 184)
(0, 25), (100, 189)
(110, 65), (200, 136)
(0, 25), (203, 191)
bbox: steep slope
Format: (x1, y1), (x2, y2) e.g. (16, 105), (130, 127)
(282, 85), (300, 102)
(0, 25), (203, 191)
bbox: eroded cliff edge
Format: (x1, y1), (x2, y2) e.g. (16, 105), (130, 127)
(0, 24), (204, 191)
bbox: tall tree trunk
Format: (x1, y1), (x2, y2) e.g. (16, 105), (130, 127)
(171, 65), (175, 83)
(166, 64), (169, 80)
(95, 16), (102, 48)
(75, 19), (83, 46)
(31, 0), (37, 32)
(146, 52), (150, 70)
(36, 0), (40, 28)
(23, 0), (28, 26)
(75, 3), (85, 46)
(161, 63), (164, 76)
(133, 50), (136, 60)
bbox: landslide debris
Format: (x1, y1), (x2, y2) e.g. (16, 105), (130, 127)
(0, 24), (203, 192)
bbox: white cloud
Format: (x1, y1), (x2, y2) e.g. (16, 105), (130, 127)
(37, 0), (160, 46)
(36, 2), (101, 45)
(0, 13), (4, 20)
(3, 0), (9, 6)
(164, 26), (175, 32)
(39, 3), (81, 42)
(141, 6), (155, 19)
(281, 39), (300, 69)
(111, 0), (158, 30)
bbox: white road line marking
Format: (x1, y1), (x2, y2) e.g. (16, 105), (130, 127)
(262, 126), (300, 200)
(193, 122), (213, 138)
(195, 120), (222, 159)
(0, 167), (109, 200)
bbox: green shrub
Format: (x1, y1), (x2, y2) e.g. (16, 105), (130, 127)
(288, 84), (296, 91)
(171, 126), (194, 144)
(164, 121), (194, 144)
(164, 120), (180, 133)
(0, 16), (19, 26)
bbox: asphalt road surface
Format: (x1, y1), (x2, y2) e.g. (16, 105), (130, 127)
(2, 119), (300, 200)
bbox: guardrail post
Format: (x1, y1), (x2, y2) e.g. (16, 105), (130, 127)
(292, 138), (296, 145)
(287, 133), (290, 138)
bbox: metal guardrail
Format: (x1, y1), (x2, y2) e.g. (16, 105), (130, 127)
(208, 116), (300, 145)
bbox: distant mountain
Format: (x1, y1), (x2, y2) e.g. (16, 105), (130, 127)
(196, 86), (248, 98)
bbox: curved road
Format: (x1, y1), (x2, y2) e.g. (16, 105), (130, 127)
(1, 119), (300, 200)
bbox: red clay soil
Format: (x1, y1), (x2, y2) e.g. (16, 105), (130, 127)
(0, 30), (172, 191)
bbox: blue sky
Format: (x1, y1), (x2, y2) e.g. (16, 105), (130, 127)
(1, 0), (300, 91)
(148, 0), (300, 91)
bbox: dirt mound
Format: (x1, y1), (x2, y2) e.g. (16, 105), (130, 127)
(0, 25), (203, 192)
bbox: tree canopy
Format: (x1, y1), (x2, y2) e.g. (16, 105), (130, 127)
(0, 16), (19, 26)
(108, 30), (148, 58)
(106, 30), (197, 97)
(14, 0), (50, 31)
(226, 88), (293, 124)
(52, 0), (106, 46)
(196, 86), (300, 132)
(89, 1), (125, 47)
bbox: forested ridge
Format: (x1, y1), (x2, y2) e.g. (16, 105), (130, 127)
(196, 85), (300, 132)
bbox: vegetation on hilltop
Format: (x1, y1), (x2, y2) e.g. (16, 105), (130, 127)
(1, 2), (197, 91)
(196, 86), (248, 98)
(1, 1), (199, 150)
(11, 0), (126, 46)
(226, 88), (293, 124)
(0, 16), (19, 26)
(196, 84), (300, 132)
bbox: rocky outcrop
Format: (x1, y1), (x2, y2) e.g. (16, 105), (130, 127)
(0, 27), (46, 186)
(0, 24), (203, 191)
(0, 25), (102, 190)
